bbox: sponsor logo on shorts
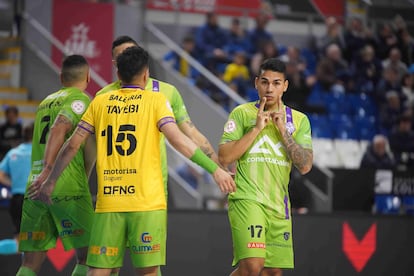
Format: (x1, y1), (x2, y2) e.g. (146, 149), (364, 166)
(103, 185), (135, 195)
(141, 232), (152, 243)
(131, 232), (160, 254)
(19, 231), (46, 241)
(59, 219), (84, 238)
(247, 242), (266, 249)
(89, 245), (119, 256)
(283, 232), (290, 241)
(131, 244), (161, 254)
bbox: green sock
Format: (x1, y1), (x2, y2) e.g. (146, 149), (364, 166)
(158, 266), (162, 276)
(110, 273), (119, 276)
(71, 264), (88, 276)
(16, 266), (36, 276)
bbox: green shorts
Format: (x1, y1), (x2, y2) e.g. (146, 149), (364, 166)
(228, 199), (294, 268)
(86, 209), (167, 269)
(19, 195), (94, 252)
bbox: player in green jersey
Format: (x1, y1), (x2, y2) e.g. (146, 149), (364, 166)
(31, 46), (236, 276)
(219, 58), (313, 276)
(97, 36), (221, 186)
(16, 55), (94, 276)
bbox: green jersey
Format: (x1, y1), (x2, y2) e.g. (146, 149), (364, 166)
(28, 87), (91, 196)
(220, 102), (312, 218)
(96, 78), (190, 185)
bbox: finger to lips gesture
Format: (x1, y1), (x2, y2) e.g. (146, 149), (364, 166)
(256, 97), (269, 131)
(270, 96), (285, 130)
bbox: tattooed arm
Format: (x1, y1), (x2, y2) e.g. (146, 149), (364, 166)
(280, 129), (313, 175)
(178, 120), (219, 165)
(29, 124), (91, 203)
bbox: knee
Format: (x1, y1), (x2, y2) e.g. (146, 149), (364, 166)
(238, 258), (265, 276)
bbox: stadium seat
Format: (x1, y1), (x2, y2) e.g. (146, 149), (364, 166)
(309, 114), (333, 138)
(312, 138), (342, 168)
(334, 139), (363, 169)
(354, 115), (377, 140)
(374, 194), (401, 215)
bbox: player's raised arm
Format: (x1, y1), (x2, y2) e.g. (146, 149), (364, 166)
(161, 121), (236, 194)
(219, 97), (268, 166)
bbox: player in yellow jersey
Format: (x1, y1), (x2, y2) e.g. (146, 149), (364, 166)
(97, 36), (221, 186)
(30, 46), (236, 276)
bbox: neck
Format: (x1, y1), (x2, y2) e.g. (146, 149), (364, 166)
(121, 82), (145, 89)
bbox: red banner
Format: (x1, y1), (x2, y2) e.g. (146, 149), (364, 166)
(52, 0), (114, 96)
(146, 0), (262, 17)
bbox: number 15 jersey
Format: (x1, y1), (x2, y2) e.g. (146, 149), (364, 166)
(81, 88), (175, 213)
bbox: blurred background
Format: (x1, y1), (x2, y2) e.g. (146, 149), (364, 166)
(0, 0), (414, 275)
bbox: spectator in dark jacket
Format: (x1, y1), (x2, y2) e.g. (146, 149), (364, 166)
(360, 134), (396, 170)
(389, 114), (414, 169)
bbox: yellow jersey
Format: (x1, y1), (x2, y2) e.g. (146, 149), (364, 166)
(81, 87), (175, 213)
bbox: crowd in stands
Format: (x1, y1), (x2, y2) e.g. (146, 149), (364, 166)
(164, 12), (414, 171)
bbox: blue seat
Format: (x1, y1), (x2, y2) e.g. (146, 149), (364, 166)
(354, 115), (377, 140)
(329, 114), (357, 139)
(309, 114), (333, 138)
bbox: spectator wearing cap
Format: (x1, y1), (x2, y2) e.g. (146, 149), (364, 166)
(389, 115), (414, 169)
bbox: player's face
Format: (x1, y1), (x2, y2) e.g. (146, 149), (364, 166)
(112, 42), (137, 67)
(255, 70), (288, 110)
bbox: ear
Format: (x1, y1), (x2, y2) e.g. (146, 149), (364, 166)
(283, 79), (289, 93)
(254, 76), (258, 89)
(112, 58), (117, 69)
(86, 71), (91, 83)
(143, 68), (150, 85)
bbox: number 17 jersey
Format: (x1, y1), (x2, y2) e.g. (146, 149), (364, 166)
(81, 88), (175, 213)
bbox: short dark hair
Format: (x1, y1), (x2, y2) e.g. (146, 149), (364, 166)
(112, 36), (138, 54)
(5, 105), (18, 116)
(259, 58), (286, 78)
(61, 55), (89, 84)
(116, 46), (149, 84)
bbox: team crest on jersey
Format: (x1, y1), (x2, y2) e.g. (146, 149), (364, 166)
(71, 100), (86, 114)
(224, 120), (236, 133)
(283, 232), (290, 241)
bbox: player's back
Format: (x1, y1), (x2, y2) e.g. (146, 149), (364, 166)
(30, 87), (91, 196)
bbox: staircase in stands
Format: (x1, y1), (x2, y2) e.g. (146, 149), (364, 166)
(0, 36), (37, 126)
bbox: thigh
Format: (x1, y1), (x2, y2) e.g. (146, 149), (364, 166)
(128, 209), (167, 268)
(265, 216), (294, 269)
(19, 198), (58, 252)
(49, 195), (94, 250)
(228, 200), (267, 266)
(87, 212), (127, 269)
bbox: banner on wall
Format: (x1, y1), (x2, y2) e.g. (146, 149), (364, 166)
(52, 0), (113, 95)
(146, 0), (262, 17)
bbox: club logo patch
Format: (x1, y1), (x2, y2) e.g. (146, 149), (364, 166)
(71, 100), (86, 114)
(224, 120), (236, 133)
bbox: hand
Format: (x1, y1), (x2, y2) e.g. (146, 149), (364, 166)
(270, 96), (286, 132)
(30, 180), (54, 205)
(27, 170), (49, 200)
(256, 97), (270, 131)
(212, 167), (236, 194)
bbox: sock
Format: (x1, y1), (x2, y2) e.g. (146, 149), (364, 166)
(0, 239), (18, 255)
(16, 266), (36, 276)
(158, 266), (162, 276)
(71, 264), (88, 276)
(110, 273), (119, 276)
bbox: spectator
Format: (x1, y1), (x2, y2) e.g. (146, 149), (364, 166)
(381, 47), (408, 82)
(379, 91), (405, 135)
(250, 39), (279, 77)
(0, 106), (22, 159)
(375, 22), (398, 60)
(360, 134), (396, 170)
(343, 17), (375, 62)
(376, 66), (402, 104)
(164, 35), (199, 79)
(317, 16), (345, 56)
(389, 114), (414, 169)
(350, 44), (382, 95)
(224, 17), (249, 58)
(246, 12), (273, 55)
(401, 72), (414, 109)
(222, 51), (250, 97)
(0, 123), (33, 255)
(316, 43), (349, 93)
(195, 12), (229, 72)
